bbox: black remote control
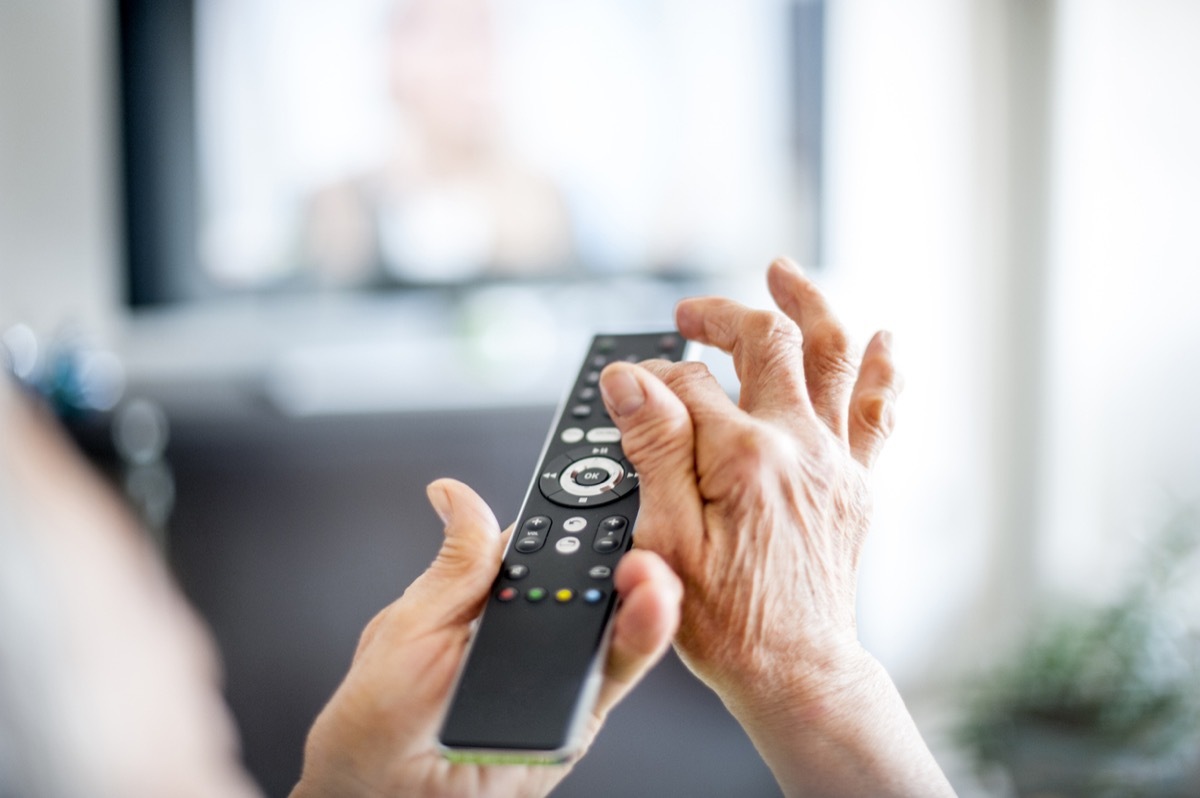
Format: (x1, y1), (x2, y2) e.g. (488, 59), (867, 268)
(438, 332), (692, 764)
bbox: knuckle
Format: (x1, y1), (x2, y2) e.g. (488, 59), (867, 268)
(745, 310), (801, 349)
(854, 391), (895, 439)
(644, 359), (709, 392)
(735, 312), (802, 381)
(805, 320), (857, 384)
(666, 359), (714, 387)
(725, 423), (793, 479)
(806, 318), (851, 358)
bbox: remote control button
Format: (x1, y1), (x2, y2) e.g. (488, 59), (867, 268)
(571, 404), (592, 418)
(583, 588), (604, 604)
(539, 455), (572, 498)
(586, 427), (621, 443)
(659, 334), (680, 352)
(611, 469), (639, 497)
(595, 336), (617, 353)
(558, 456), (623, 497)
(593, 515), (630, 554)
(572, 444), (620, 459)
(515, 516), (550, 553)
(539, 447), (638, 508)
(574, 467), (611, 487)
(577, 386), (597, 402)
(561, 427), (585, 444)
(600, 516), (628, 532)
(591, 355), (608, 368)
(563, 516), (587, 533)
(588, 565), (612, 579)
(555, 537), (581, 554)
(526, 587), (547, 602)
(515, 537), (542, 553)
(555, 588), (574, 603)
(497, 587), (518, 602)
(505, 563), (529, 580)
(585, 370), (601, 385)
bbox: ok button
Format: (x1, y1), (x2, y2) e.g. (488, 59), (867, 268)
(575, 468), (611, 487)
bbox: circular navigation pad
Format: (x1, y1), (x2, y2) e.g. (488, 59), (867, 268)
(538, 445), (639, 507)
(560, 456), (622, 497)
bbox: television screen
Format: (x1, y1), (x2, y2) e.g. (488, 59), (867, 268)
(119, 0), (824, 304)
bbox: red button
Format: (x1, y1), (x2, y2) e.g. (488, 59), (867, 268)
(497, 587), (518, 602)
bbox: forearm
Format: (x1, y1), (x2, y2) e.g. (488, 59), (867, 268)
(725, 651), (954, 798)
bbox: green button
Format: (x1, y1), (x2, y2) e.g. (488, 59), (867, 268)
(526, 587), (547, 602)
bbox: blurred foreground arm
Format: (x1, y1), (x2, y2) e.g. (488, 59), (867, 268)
(599, 258), (954, 797)
(0, 377), (260, 798)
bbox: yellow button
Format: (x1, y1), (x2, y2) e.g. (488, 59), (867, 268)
(555, 588), (574, 603)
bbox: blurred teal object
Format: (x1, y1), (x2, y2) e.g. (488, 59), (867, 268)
(2, 324), (124, 418)
(3, 322), (172, 540)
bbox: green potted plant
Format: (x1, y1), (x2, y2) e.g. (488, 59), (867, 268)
(958, 508), (1200, 797)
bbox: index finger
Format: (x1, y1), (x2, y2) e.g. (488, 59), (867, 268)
(675, 296), (816, 423)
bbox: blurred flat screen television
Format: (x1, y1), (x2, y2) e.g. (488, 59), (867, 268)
(116, 0), (823, 411)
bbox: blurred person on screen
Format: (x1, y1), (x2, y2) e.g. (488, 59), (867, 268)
(302, 0), (573, 286)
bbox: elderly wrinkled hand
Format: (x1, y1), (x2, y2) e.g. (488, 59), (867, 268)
(599, 258), (952, 797)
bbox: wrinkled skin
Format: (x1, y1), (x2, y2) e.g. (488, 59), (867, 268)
(598, 258), (952, 797)
(601, 258), (899, 705)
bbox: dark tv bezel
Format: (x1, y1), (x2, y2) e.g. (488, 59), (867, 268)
(117, 0), (201, 307)
(115, 0), (825, 309)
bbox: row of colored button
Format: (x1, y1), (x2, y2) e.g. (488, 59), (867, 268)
(497, 586), (606, 604)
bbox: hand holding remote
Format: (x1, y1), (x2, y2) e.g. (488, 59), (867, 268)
(599, 258), (954, 797)
(292, 479), (680, 798)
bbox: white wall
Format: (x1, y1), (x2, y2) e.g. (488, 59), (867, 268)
(1041, 0), (1200, 596)
(0, 0), (119, 341)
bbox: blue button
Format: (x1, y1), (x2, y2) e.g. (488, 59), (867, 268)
(583, 588), (604, 604)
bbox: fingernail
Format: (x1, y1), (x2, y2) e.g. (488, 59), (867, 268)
(878, 330), (894, 350)
(773, 256), (802, 274)
(426, 482), (452, 524)
(600, 367), (646, 418)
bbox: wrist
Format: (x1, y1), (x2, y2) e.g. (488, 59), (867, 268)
(719, 639), (883, 737)
(713, 646), (953, 798)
